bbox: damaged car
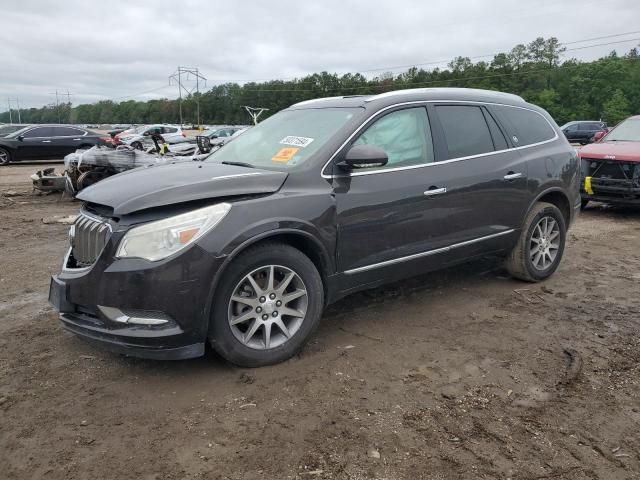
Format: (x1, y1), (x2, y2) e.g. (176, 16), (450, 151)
(48, 88), (580, 367)
(579, 115), (640, 208)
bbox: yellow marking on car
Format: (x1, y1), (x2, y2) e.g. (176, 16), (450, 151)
(584, 176), (593, 195)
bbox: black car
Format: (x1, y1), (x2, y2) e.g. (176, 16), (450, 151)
(0, 125), (105, 165)
(561, 121), (608, 145)
(49, 88), (580, 367)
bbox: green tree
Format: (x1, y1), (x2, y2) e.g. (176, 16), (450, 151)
(602, 89), (630, 125)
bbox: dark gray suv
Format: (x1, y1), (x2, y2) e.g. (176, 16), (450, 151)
(49, 88), (580, 367)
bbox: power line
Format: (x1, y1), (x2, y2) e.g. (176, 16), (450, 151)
(212, 31), (640, 84)
(223, 55), (640, 95)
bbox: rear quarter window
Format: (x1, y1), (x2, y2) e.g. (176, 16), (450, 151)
(494, 106), (556, 147)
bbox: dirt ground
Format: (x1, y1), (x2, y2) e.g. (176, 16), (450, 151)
(1, 162), (639, 480)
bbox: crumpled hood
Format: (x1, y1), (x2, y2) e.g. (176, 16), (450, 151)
(579, 141), (640, 163)
(76, 162), (288, 215)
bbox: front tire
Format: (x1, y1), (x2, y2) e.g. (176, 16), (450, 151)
(505, 202), (566, 282)
(0, 147), (11, 165)
(209, 242), (324, 367)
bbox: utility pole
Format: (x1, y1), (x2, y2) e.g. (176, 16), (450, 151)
(7, 99), (12, 123)
(48, 90), (73, 123)
(15, 98), (21, 123)
(169, 66), (207, 127)
(49, 90), (61, 123)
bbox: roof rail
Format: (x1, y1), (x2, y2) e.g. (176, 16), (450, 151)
(364, 87), (525, 103)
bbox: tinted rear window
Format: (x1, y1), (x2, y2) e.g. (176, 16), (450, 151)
(495, 106), (556, 146)
(435, 105), (494, 158)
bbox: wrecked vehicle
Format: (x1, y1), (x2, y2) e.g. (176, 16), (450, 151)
(48, 88), (580, 367)
(580, 115), (640, 208)
(31, 168), (66, 193)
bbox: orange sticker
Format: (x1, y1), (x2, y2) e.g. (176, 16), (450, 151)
(272, 147), (299, 163)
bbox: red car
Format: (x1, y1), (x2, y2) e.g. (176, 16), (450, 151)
(579, 115), (640, 208)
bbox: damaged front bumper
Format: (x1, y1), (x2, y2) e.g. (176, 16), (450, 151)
(581, 158), (640, 205)
(49, 238), (224, 360)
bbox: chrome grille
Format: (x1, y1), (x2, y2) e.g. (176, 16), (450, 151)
(70, 212), (111, 267)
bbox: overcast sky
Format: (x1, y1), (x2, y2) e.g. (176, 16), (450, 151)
(1, 0), (639, 110)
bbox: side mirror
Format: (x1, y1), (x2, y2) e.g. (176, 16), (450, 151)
(341, 144), (388, 169)
(17, 135), (24, 142)
(593, 131), (605, 142)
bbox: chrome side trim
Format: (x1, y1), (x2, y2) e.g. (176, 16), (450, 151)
(343, 229), (515, 275)
(321, 100), (559, 179)
(98, 306), (169, 325)
(210, 172), (263, 181)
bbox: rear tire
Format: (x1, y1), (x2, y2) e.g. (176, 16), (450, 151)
(131, 141), (143, 150)
(209, 242), (324, 367)
(505, 202), (566, 282)
(0, 147), (11, 165)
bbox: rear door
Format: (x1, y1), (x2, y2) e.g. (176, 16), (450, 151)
(427, 103), (529, 252)
(49, 126), (88, 157)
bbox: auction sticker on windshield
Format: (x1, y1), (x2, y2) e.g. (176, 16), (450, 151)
(272, 147), (299, 163)
(280, 136), (314, 148)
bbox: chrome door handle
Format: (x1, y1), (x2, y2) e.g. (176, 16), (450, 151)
(72, 138), (82, 141)
(503, 172), (523, 180)
(424, 187), (447, 196)
(41, 140), (52, 143)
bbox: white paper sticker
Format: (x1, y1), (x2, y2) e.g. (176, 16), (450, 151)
(280, 136), (314, 148)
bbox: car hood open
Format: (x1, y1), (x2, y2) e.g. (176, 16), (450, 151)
(76, 162), (288, 215)
(579, 141), (640, 162)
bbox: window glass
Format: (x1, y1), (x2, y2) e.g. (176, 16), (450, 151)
(353, 107), (434, 168)
(605, 118), (640, 142)
(436, 105), (494, 158)
(164, 127), (178, 133)
(495, 106), (556, 146)
(484, 110), (508, 150)
(51, 127), (84, 136)
(205, 107), (361, 170)
(23, 127), (53, 138)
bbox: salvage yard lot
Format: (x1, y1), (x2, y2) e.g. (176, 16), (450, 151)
(1, 162), (639, 479)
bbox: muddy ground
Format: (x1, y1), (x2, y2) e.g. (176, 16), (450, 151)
(1, 162), (639, 480)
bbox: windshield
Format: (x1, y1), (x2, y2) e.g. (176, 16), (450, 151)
(6, 126), (32, 138)
(0, 125), (27, 136)
(605, 118), (640, 142)
(205, 108), (361, 169)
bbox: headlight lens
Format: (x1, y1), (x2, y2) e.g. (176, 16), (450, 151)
(116, 203), (231, 261)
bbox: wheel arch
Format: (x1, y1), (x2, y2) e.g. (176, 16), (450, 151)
(203, 229), (333, 330)
(528, 187), (571, 227)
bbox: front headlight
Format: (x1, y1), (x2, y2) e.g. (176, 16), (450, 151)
(116, 203), (231, 261)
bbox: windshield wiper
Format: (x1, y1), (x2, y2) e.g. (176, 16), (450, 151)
(221, 161), (255, 168)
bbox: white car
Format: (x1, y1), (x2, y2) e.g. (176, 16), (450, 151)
(119, 125), (187, 149)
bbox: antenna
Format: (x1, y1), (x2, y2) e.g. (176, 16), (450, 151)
(243, 106), (269, 125)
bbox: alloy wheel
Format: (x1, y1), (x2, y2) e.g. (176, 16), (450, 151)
(529, 216), (560, 270)
(228, 265), (308, 350)
(0, 149), (9, 165)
